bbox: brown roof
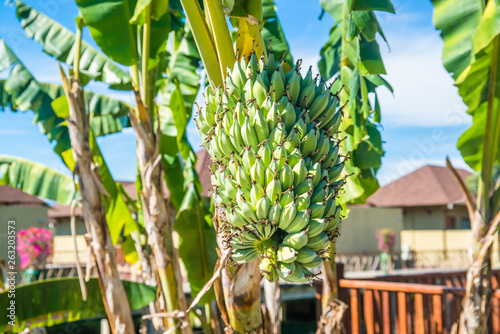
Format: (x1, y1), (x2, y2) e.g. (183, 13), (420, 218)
(49, 150), (214, 219)
(0, 185), (47, 207)
(48, 203), (83, 219)
(119, 181), (170, 202)
(119, 150), (213, 200)
(366, 165), (473, 208)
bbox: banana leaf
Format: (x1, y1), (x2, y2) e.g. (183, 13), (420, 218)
(0, 155), (77, 205)
(433, 0), (500, 176)
(348, 0), (395, 13)
(159, 25), (202, 210)
(432, 0), (483, 80)
(0, 39), (132, 158)
(262, 0), (293, 65)
(175, 184), (217, 304)
(163, 64), (217, 306)
(0, 39), (139, 262)
(318, 0), (394, 203)
(15, 1), (132, 90)
(0, 278), (156, 333)
(76, 0), (175, 67)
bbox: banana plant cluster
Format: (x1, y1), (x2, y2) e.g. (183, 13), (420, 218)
(432, 0), (500, 330)
(196, 52), (346, 283)
(318, 0), (394, 204)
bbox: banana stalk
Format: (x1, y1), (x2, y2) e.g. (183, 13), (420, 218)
(130, 90), (191, 334)
(213, 208), (263, 333)
(127, 5), (192, 332)
(221, 260), (263, 333)
(263, 280), (281, 334)
(183, 1), (269, 332)
(59, 68), (135, 333)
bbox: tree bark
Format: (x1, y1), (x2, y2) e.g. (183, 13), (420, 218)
(129, 98), (191, 334)
(213, 208), (263, 334)
(221, 260), (263, 334)
(459, 212), (493, 334)
(317, 242), (347, 334)
(64, 78), (135, 334)
(263, 280), (281, 334)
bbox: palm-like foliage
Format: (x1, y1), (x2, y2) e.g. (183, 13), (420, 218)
(318, 0), (393, 204)
(2, 0), (395, 332)
(432, 0), (500, 329)
(0, 278), (156, 333)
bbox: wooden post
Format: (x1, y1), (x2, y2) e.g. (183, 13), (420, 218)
(397, 292), (407, 334)
(364, 290), (375, 334)
(382, 291), (390, 334)
(432, 294), (443, 334)
(337, 263), (349, 332)
(350, 289), (360, 334)
(415, 293), (424, 334)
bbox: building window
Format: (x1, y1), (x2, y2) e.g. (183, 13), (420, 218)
(459, 217), (471, 229)
(445, 215), (456, 229)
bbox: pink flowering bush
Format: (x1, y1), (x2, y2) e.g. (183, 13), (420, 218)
(376, 229), (396, 254)
(17, 227), (53, 269)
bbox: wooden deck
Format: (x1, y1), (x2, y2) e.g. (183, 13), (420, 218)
(334, 265), (500, 333)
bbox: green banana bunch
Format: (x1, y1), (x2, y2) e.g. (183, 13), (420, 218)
(197, 53), (346, 282)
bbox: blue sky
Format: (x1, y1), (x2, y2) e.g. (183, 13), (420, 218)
(0, 1), (472, 185)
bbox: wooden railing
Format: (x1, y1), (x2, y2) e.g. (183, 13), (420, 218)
(336, 266), (500, 333)
(336, 250), (471, 272)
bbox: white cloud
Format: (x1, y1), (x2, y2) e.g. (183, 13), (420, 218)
(376, 29), (470, 128)
(377, 156), (472, 187)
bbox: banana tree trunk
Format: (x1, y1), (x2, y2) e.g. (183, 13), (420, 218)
(460, 248), (492, 333)
(131, 233), (166, 332)
(263, 280), (281, 334)
(459, 214), (493, 334)
(317, 242), (347, 334)
(213, 208), (263, 334)
(221, 260), (263, 334)
(321, 242), (338, 310)
(129, 104), (191, 334)
(64, 77), (135, 334)
(445, 160), (500, 333)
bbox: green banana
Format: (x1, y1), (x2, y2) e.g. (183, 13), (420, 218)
(251, 157), (266, 187)
(296, 247), (318, 264)
(277, 246), (298, 263)
(241, 116), (259, 150)
(197, 53), (346, 282)
(250, 182), (265, 205)
(293, 158), (308, 187)
(256, 194), (271, 220)
(307, 232), (330, 251)
(268, 199), (282, 225)
(280, 162), (294, 189)
(278, 201), (297, 230)
(309, 202), (326, 219)
(258, 139), (273, 167)
(285, 210), (311, 233)
(253, 107), (270, 143)
(232, 248), (259, 264)
(266, 177), (282, 203)
(301, 255), (324, 268)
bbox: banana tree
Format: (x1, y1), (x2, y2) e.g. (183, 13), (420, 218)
(0, 33), (141, 331)
(432, 0), (500, 331)
(0, 277), (156, 333)
(317, 0), (394, 328)
(179, 0), (356, 332)
(7, 0), (218, 332)
(177, 0), (293, 332)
